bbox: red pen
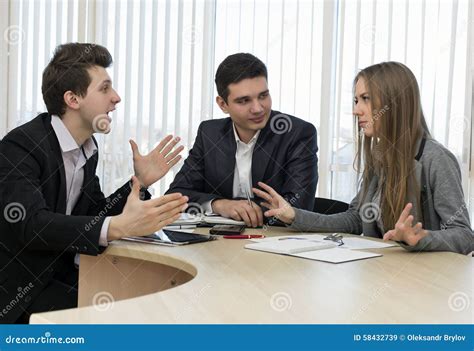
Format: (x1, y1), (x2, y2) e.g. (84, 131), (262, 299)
(223, 235), (265, 239)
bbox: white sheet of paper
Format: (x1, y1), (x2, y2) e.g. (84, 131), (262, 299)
(294, 247), (382, 263)
(248, 233), (396, 250)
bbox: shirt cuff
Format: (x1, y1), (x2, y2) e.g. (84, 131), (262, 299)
(202, 200), (215, 215)
(99, 217), (112, 247)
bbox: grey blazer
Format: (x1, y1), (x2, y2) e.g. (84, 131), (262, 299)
(290, 138), (474, 255)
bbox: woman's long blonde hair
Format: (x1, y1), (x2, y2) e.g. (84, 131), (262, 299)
(353, 62), (431, 231)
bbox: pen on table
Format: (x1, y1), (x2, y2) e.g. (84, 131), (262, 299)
(223, 235), (265, 239)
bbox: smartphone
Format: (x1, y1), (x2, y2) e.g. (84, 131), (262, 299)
(209, 224), (246, 235)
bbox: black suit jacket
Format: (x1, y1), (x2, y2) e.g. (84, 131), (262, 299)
(0, 113), (139, 323)
(167, 110), (318, 211)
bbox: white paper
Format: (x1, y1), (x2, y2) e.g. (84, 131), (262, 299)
(248, 233), (396, 250)
(294, 247), (382, 263)
(245, 240), (337, 254)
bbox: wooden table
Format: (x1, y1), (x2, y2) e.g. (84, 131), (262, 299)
(30, 227), (473, 324)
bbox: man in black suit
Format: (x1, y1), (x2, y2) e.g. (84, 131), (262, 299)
(0, 43), (188, 323)
(167, 53), (318, 227)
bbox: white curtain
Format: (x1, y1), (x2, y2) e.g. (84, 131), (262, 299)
(1, 0), (473, 221)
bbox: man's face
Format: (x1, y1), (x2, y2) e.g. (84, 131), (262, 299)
(77, 66), (121, 134)
(217, 76), (272, 138)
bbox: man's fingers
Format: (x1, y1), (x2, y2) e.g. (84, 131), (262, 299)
(129, 139), (140, 157)
(155, 135), (174, 152)
(157, 213), (182, 230)
(165, 146), (184, 162)
(260, 201), (273, 210)
(128, 176), (141, 199)
(148, 193), (187, 207)
(235, 207), (251, 227)
(253, 204), (264, 226)
(161, 136), (181, 156)
(153, 201), (188, 222)
(166, 155), (182, 169)
(244, 205), (258, 227)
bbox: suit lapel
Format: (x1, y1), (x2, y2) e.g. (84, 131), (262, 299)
(44, 115), (67, 214)
(217, 120), (236, 199)
(251, 111), (277, 188)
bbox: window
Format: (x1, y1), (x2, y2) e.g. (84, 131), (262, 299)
(1, 0), (472, 222)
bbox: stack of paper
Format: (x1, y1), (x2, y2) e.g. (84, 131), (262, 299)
(245, 233), (391, 263)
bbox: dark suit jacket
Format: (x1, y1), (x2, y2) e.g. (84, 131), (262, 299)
(166, 110), (318, 211)
(0, 113), (141, 323)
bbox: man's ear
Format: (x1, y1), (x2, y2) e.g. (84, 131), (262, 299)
(63, 91), (80, 111)
(216, 96), (229, 114)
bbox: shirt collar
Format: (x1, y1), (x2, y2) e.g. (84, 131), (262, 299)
(232, 123), (260, 145)
(51, 115), (97, 158)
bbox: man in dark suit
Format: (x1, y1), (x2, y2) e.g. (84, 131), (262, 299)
(0, 43), (188, 323)
(167, 53), (318, 227)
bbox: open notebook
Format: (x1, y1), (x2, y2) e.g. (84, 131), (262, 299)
(245, 237), (383, 263)
(165, 213), (245, 228)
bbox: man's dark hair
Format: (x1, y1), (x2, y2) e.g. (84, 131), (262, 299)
(215, 53), (268, 103)
(42, 43), (113, 116)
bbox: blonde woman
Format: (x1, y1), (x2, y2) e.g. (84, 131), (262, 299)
(253, 62), (473, 255)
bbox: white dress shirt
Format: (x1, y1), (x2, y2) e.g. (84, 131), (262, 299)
(203, 123), (260, 213)
(51, 115), (110, 248)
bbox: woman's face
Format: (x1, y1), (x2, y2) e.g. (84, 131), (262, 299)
(353, 78), (375, 137)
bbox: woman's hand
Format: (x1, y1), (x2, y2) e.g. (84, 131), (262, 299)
(383, 203), (428, 246)
(252, 182), (296, 225)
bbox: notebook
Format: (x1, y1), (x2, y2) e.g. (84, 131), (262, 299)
(165, 213), (245, 228)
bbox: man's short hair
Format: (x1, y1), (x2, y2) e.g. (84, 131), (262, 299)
(215, 53), (268, 103)
(42, 43), (113, 116)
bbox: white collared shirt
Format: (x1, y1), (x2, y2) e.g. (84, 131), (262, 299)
(203, 124), (260, 213)
(232, 123), (260, 199)
(51, 115), (110, 248)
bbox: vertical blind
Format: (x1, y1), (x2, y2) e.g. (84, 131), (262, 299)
(1, 0), (473, 221)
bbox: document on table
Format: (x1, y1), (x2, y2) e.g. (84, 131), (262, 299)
(245, 239), (382, 263)
(248, 233), (396, 250)
(293, 248), (382, 264)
